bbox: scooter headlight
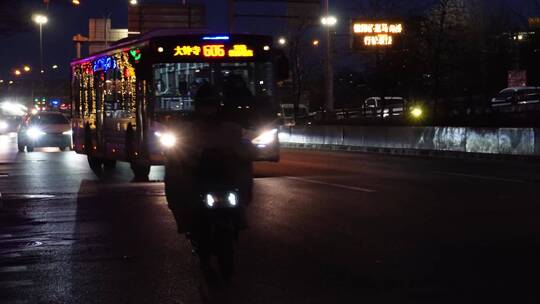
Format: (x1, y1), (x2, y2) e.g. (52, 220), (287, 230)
(156, 131), (177, 148)
(27, 127), (45, 139)
(252, 129), (278, 146)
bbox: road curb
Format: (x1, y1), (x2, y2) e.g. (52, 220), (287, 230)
(281, 143), (540, 163)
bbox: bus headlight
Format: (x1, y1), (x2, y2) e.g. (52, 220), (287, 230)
(0, 121), (8, 130)
(156, 131), (177, 148)
(252, 129), (278, 146)
(27, 127), (46, 139)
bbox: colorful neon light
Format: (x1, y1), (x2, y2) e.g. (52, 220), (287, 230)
(93, 56), (117, 72)
(129, 48), (142, 62)
(228, 44), (254, 57)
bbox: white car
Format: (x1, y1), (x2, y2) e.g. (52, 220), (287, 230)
(363, 96), (406, 118)
(17, 112), (72, 152)
(491, 87), (540, 107)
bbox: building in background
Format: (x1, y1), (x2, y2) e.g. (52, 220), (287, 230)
(88, 19), (129, 55)
(128, 3), (205, 35)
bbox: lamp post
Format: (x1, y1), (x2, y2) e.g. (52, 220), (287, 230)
(321, 7), (337, 112)
(33, 14), (48, 74)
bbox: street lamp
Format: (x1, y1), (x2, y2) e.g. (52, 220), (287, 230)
(278, 37), (287, 46)
(72, 0), (80, 5)
(130, 0), (138, 5)
(52, 65), (58, 69)
(23, 65), (31, 72)
(33, 14), (48, 75)
(14, 69), (22, 76)
(321, 15), (337, 27)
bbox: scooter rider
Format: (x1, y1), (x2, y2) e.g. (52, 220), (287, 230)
(164, 83), (253, 235)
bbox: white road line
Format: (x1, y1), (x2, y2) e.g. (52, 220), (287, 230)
(0, 280), (34, 288)
(0, 266), (28, 273)
(436, 171), (527, 184)
(287, 177), (377, 193)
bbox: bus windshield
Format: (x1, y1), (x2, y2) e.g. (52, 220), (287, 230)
(153, 62), (274, 113)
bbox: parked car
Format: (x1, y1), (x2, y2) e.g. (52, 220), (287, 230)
(0, 115), (22, 135)
(491, 87), (540, 108)
(17, 112), (72, 152)
(363, 96), (406, 118)
(280, 103), (312, 126)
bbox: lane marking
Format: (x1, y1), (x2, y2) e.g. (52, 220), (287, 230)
(287, 177), (376, 193)
(435, 171), (527, 184)
(0, 280), (34, 288)
(0, 266), (28, 273)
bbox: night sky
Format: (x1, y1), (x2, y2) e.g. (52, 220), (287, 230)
(0, 0), (533, 81)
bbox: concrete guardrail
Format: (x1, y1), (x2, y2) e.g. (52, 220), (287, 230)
(278, 126), (540, 157)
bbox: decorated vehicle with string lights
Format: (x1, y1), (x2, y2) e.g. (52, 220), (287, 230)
(70, 30), (287, 179)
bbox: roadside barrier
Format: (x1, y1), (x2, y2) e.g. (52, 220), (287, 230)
(279, 126), (539, 157)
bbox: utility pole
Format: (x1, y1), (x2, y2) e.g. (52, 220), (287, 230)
(322, 0), (335, 112)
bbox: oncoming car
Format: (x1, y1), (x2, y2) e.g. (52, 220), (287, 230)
(17, 112), (72, 152)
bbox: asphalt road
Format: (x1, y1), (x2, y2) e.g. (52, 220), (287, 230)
(1, 134), (539, 304)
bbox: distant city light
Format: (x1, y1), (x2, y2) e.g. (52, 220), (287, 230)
(72, 0), (80, 5)
(312, 39), (320, 46)
(263, 45), (270, 51)
(278, 37), (287, 46)
(14, 70), (21, 76)
(52, 65), (58, 69)
(130, 0), (138, 5)
(23, 65), (31, 72)
(157, 47), (164, 53)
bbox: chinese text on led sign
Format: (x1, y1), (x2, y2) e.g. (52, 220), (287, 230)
(352, 22), (403, 47)
(173, 44), (254, 58)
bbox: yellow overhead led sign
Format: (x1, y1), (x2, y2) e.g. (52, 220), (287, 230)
(352, 21), (404, 49)
(172, 44), (254, 58)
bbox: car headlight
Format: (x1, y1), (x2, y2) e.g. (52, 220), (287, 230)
(251, 129), (278, 145)
(227, 192), (238, 206)
(0, 121), (7, 130)
(62, 130), (73, 135)
(410, 106), (423, 118)
(155, 131), (177, 148)
(205, 194), (216, 208)
(27, 127), (46, 139)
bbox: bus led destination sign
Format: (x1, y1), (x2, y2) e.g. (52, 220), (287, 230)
(351, 21), (403, 49)
(173, 44), (254, 58)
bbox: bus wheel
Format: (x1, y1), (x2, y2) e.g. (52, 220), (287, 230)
(26, 146), (34, 152)
(131, 162), (150, 181)
(88, 156), (103, 173)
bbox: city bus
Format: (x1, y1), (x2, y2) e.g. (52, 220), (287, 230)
(71, 30), (286, 179)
